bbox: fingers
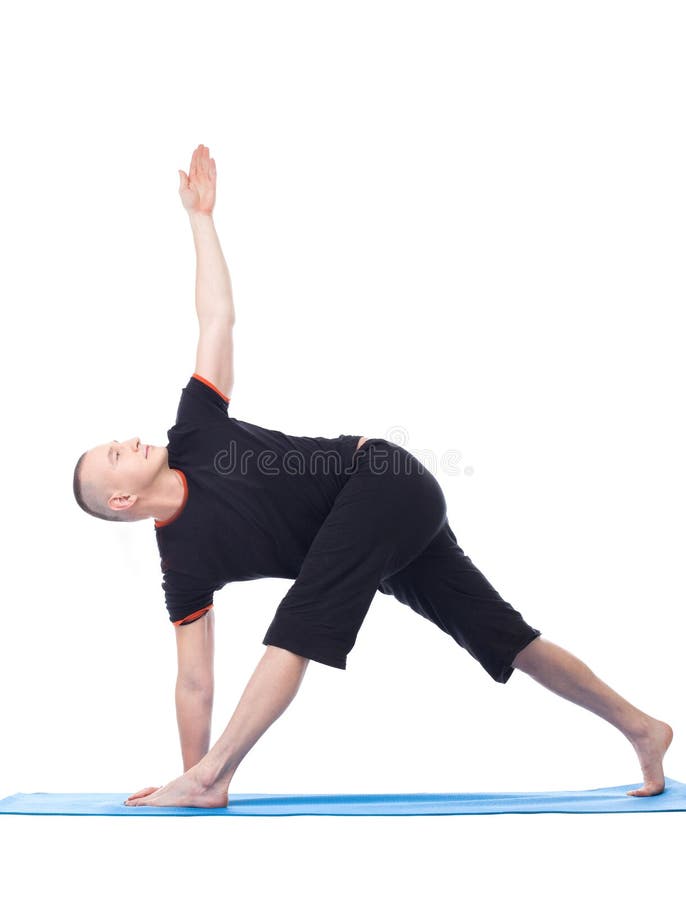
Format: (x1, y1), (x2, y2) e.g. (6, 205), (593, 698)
(127, 787), (157, 800)
(190, 146), (200, 179)
(188, 144), (213, 181)
(127, 786), (161, 800)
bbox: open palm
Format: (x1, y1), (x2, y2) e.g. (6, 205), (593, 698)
(179, 144), (216, 215)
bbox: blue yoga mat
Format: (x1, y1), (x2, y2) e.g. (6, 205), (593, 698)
(1, 777), (685, 816)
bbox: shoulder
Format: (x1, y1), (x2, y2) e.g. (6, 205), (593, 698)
(172, 373), (231, 428)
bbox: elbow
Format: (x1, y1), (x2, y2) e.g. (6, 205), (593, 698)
(176, 675), (214, 696)
(198, 312), (235, 331)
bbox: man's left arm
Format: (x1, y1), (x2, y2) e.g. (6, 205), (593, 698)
(180, 144), (235, 400)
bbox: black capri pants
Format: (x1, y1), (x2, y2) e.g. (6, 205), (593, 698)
(262, 438), (541, 683)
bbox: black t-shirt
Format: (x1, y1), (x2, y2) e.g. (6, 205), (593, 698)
(155, 374), (362, 626)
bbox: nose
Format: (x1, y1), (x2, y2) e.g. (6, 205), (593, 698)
(128, 437), (141, 451)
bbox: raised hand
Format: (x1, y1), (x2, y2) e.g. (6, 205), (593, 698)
(178, 144), (216, 216)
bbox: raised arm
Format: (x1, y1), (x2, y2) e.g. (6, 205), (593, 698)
(179, 144), (235, 400)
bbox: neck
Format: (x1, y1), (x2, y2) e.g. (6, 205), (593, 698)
(151, 467), (186, 523)
(133, 451), (186, 523)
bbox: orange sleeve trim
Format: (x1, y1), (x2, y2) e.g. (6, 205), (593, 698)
(173, 604), (213, 627)
(192, 372), (230, 403)
(154, 469), (188, 529)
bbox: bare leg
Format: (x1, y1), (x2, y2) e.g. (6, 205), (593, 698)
(125, 646), (309, 807)
(512, 636), (673, 796)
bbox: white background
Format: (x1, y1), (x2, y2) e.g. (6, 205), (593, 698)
(1, 1), (684, 896)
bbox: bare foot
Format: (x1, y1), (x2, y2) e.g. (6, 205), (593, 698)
(626, 718), (674, 797)
(124, 768), (228, 808)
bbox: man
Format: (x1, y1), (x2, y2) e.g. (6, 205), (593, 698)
(73, 144), (672, 808)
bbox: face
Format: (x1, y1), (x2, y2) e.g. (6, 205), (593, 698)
(82, 436), (167, 514)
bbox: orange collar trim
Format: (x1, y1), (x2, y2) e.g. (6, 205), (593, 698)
(154, 469), (188, 529)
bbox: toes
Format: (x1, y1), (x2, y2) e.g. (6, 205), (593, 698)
(626, 784), (664, 798)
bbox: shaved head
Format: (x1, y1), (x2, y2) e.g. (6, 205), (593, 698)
(73, 449), (127, 522)
(73, 437), (167, 523)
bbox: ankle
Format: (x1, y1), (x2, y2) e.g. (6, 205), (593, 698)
(626, 713), (655, 743)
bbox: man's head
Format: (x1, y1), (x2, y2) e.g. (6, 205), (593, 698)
(73, 437), (166, 523)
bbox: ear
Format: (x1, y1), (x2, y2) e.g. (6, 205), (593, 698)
(107, 493), (138, 512)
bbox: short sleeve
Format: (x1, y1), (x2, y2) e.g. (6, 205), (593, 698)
(161, 568), (216, 626)
(165, 589), (214, 627)
(174, 373), (230, 427)
(172, 604), (213, 627)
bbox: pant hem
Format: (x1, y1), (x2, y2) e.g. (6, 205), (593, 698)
(262, 635), (347, 670)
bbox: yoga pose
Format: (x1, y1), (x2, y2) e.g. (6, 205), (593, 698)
(73, 144), (672, 808)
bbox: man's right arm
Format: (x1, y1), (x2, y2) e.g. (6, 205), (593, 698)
(175, 608), (215, 771)
(176, 681), (213, 771)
